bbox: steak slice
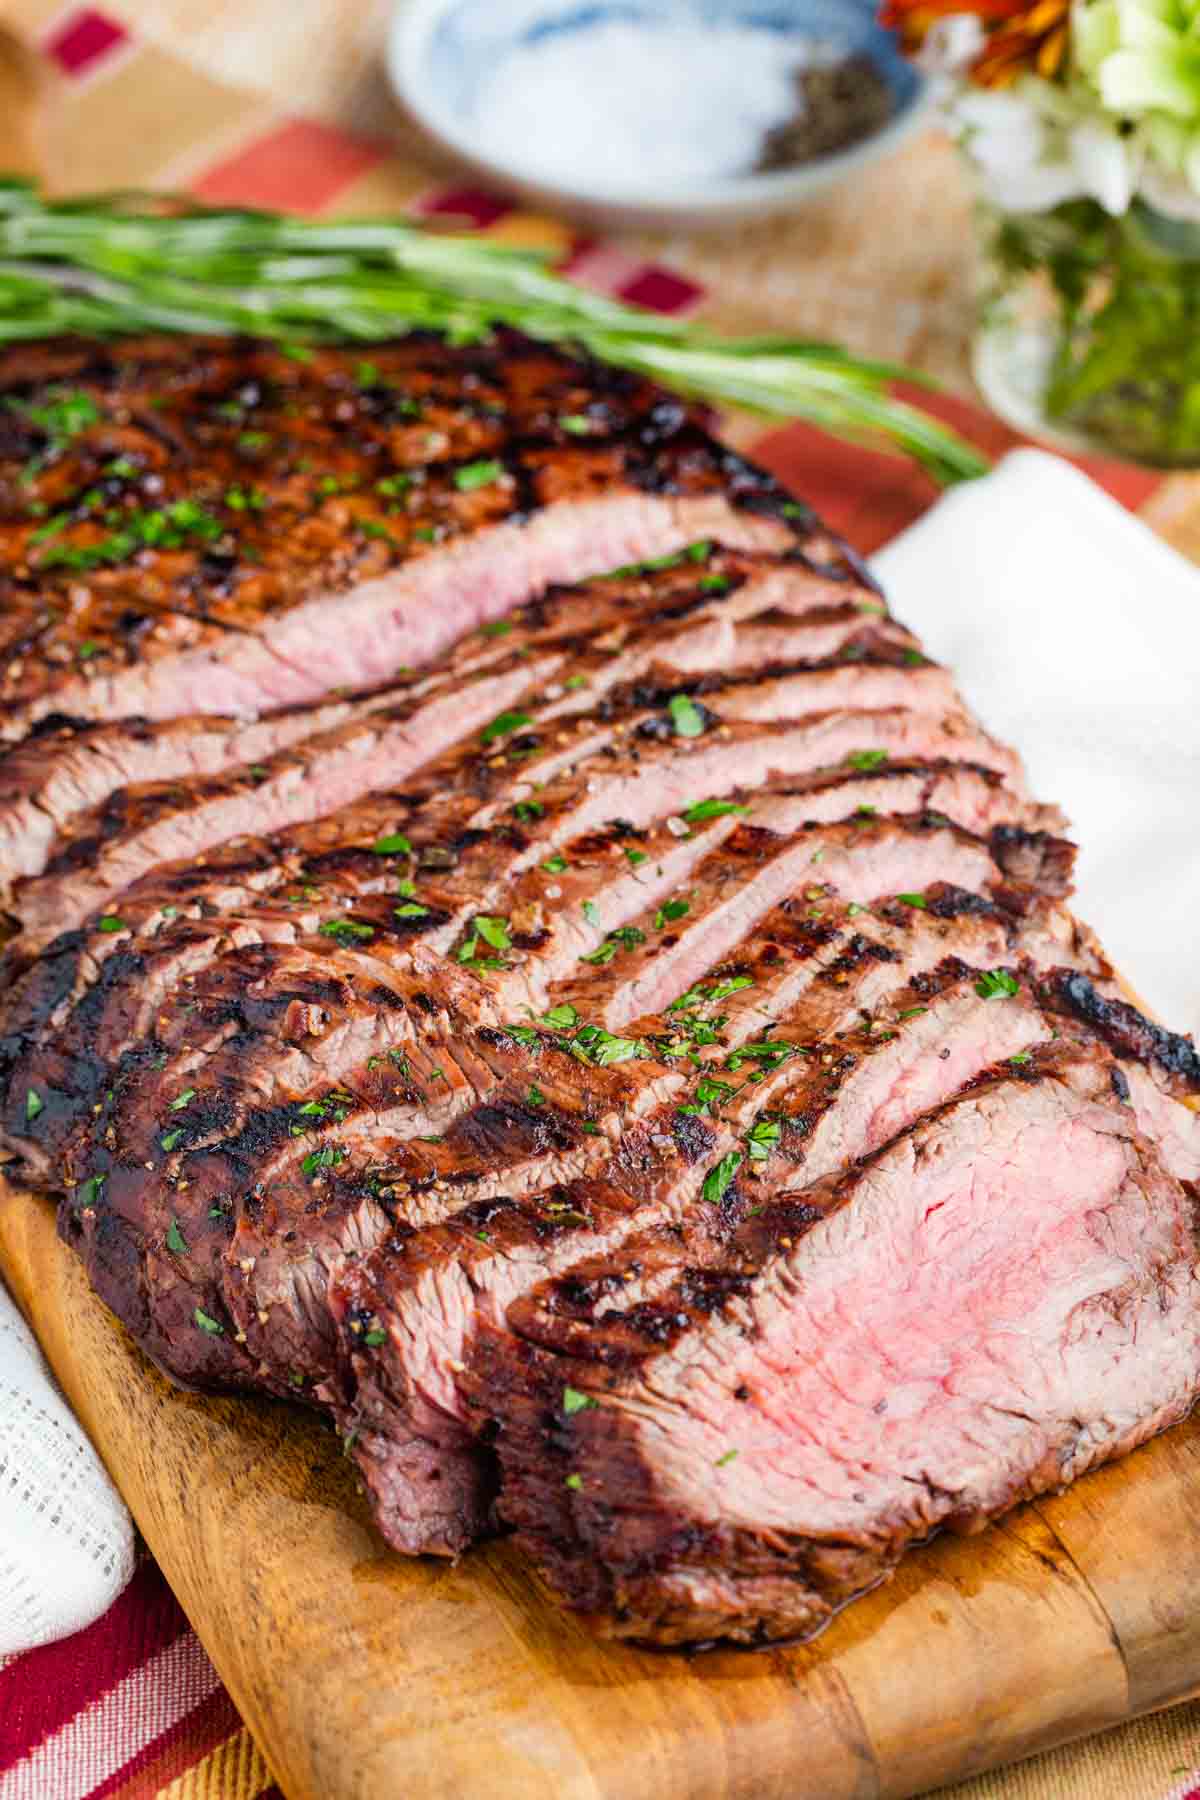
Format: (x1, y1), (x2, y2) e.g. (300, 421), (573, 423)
(325, 898), (1025, 1553)
(2, 333), (804, 734)
(480, 1050), (1200, 1642)
(0, 541), (876, 889)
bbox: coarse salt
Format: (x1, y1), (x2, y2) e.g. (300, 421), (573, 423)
(462, 17), (837, 194)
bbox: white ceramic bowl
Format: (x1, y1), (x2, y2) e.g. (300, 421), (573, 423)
(387, 0), (932, 232)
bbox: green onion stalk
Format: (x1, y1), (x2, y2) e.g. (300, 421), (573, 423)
(0, 180), (987, 484)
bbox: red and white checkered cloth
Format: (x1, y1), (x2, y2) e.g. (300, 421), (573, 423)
(1, 7), (1199, 1797)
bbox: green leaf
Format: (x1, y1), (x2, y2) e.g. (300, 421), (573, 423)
(169, 1087), (196, 1111)
(624, 846), (647, 866)
(395, 900), (429, 918)
(563, 1386), (597, 1414)
(24, 1089), (43, 1122)
(668, 693), (706, 738)
(542, 853), (567, 873)
(319, 916), (375, 941)
(301, 1144), (346, 1178)
(976, 968), (1020, 999)
(745, 1118), (780, 1162)
(682, 798), (749, 824)
(160, 1128), (184, 1152)
(726, 1040), (796, 1074)
(564, 1472), (584, 1490)
(702, 1151), (743, 1204)
(481, 709), (532, 743)
(473, 914), (511, 951)
(194, 1307), (224, 1335)
(897, 893), (928, 909)
(541, 1003), (579, 1030)
(97, 914), (125, 933)
(372, 833), (412, 855)
(454, 458), (504, 492)
(166, 1218), (188, 1254)
(654, 898), (690, 927)
(845, 749), (888, 771)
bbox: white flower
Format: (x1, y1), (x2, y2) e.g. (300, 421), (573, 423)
(952, 77), (1139, 212)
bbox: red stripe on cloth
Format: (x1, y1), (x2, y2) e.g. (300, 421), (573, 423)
(87, 1681), (241, 1800)
(616, 266), (705, 316)
(749, 383), (1164, 554)
(411, 186), (516, 228)
(43, 7), (127, 75)
(0, 1561), (189, 1776)
(191, 120), (387, 215)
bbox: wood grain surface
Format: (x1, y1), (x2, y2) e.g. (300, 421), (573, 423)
(3, 1181), (1200, 1800)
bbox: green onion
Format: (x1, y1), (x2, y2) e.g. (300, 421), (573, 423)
(0, 181), (986, 483)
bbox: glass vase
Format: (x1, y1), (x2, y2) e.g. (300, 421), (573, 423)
(972, 195), (1200, 467)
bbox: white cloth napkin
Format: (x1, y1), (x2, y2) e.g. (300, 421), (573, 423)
(0, 1275), (135, 1657)
(1, 444), (1197, 1659)
(873, 448), (1200, 1035)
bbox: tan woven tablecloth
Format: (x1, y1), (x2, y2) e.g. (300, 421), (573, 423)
(0, 4), (1198, 1795)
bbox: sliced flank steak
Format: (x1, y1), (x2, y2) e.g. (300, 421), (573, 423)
(0, 332), (820, 736)
(1, 325), (1196, 1650)
(479, 1050), (1200, 1643)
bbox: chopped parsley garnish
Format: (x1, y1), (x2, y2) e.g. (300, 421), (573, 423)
(565, 1472), (584, 1490)
(542, 1003), (579, 1030)
(563, 1386), (597, 1414)
(603, 539), (712, 580)
(76, 1173), (105, 1208)
(679, 1076), (736, 1117)
(454, 458), (504, 492)
(169, 1088), (196, 1112)
(897, 1005), (928, 1020)
(160, 1129), (184, 1152)
(360, 518), (397, 546)
(856, 805), (878, 819)
(846, 749), (888, 771)
(319, 916), (375, 942)
(702, 1151), (743, 1204)
(363, 1327), (388, 1347)
(224, 484), (266, 511)
(682, 798), (749, 824)
(480, 618), (513, 637)
(395, 900), (429, 919)
(745, 1118), (781, 1162)
(624, 846), (648, 866)
(473, 915), (511, 951)
(897, 893), (928, 909)
(78, 640), (100, 660)
(726, 1040), (797, 1074)
(301, 1144), (347, 1178)
(1009, 1050), (1033, 1065)
(373, 832), (412, 855)
(194, 1308), (224, 1335)
(542, 853), (567, 873)
(580, 925), (645, 966)
(976, 969), (1020, 999)
(481, 709), (533, 744)
(527, 1084), (545, 1107)
(356, 360), (381, 387)
(846, 901), (868, 917)
(699, 573), (730, 593)
(166, 1219), (188, 1255)
(668, 693), (706, 738)
(903, 648), (925, 665)
(655, 898), (690, 927)
(37, 497), (223, 571)
(857, 598), (887, 616)
(97, 915), (125, 933)
(564, 674), (588, 690)
(513, 799), (543, 822)
(24, 1090), (43, 1123)
(715, 1449), (739, 1468)
(581, 900), (599, 926)
(559, 414), (591, 435)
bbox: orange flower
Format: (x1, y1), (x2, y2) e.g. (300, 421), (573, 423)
(881, 0), (1070, 85)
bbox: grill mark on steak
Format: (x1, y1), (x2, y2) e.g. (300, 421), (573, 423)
(479, 1050), (1200, 1642)
(1037, 968), (1200, 1096)
(3, 334), (806, 733)
(1, 541), (843, 890)
(325, 901), (1020, 1552)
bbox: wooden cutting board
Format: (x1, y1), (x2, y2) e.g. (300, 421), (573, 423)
(3, 1177), (1200, 1800)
